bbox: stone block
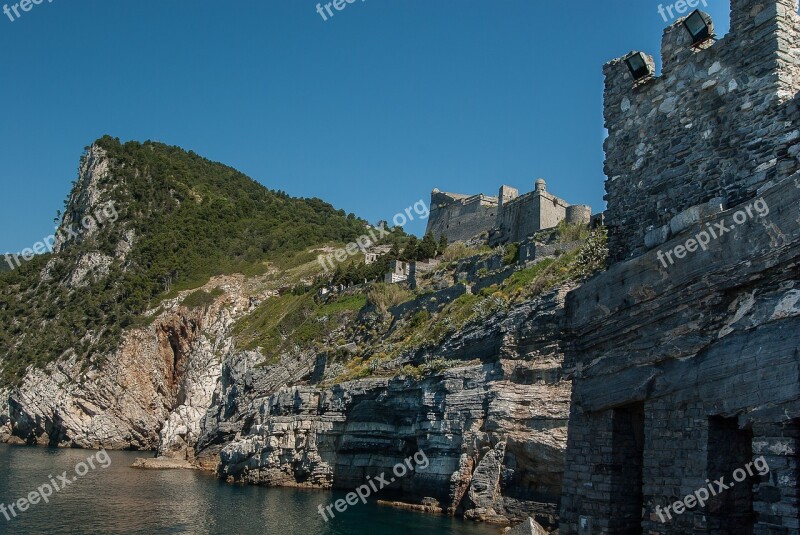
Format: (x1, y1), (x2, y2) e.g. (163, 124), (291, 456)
(644, 225), (670, 249)
(668, 198), (725, 236)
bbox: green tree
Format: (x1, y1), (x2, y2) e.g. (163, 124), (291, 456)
(418, 232), (438, 260)
(402, 236), (419, 261)
(438, 234), (448, 254)
(343, 263), (359, 286)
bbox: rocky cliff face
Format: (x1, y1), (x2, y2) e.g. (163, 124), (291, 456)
(0, 274), (262, 453)
(0, 270), (574, 526)
(204, 286), (575, 526)
(0, 141), (279, 454)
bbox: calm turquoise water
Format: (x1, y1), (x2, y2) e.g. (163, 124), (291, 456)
(0, 445), (499, 534)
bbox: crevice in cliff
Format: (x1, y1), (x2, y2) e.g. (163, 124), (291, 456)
(158, 316), (201, 408)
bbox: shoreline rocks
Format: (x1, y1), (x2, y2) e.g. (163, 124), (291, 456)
(131, 457), (197, 470)
(377, 498), (444, 515)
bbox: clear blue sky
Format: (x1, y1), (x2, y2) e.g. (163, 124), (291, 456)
(0, 0), (732, 253)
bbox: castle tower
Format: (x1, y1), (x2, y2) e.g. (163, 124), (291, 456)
(498, 185), (519, 207)
(602, 0), (800, 261)
(565, 205), (591, 226)
(560, 1), (800, 532)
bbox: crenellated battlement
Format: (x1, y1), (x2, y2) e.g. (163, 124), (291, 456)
(603, 0), (800, 262)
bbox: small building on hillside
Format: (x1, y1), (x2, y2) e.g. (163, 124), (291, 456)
(384, 260), (410, 284)
(383, 258), (442, 288)
(365, 245), (392, 265)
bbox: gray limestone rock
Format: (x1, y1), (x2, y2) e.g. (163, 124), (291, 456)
(507, 517), (550, 535)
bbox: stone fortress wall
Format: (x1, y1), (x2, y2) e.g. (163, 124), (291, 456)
(602, 0), (800, 262)
(559, 1), (800, 533)
(426, 190), (499, 244)
(426, 180), (591, 245)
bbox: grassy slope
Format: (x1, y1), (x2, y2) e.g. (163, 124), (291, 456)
(238, 229), (608, 383)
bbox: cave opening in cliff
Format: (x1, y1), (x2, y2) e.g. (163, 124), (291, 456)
(609, 402), (645, 534)
(706, 415), (755, 534)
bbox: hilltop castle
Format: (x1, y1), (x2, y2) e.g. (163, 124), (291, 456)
(560, 1), (800, 533)
(426, 180), (591, 245)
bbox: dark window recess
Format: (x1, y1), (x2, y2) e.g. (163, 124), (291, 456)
(789, 419), (800, 511)
(609, 403), (645, 534)
(706, 416), (755, 534)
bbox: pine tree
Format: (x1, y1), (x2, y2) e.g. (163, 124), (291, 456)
(418, 232), (438, 260)
(438, 234), (448, 254)
(402, 236), (419, 261)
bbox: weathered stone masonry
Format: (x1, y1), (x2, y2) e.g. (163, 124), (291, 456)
(493, 180), (592, 246)
(603, 0), (800, 263)
(560, 2), (800, 534)
(427, 190), (499, 244)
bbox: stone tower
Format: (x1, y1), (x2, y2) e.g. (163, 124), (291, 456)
(560, 1), (800, 533)
(602, 0), (800, 262)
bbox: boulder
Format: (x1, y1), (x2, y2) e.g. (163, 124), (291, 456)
(507, 517), (549, 535)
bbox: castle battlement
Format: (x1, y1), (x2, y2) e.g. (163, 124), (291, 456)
(603, 0), (800, 262)
(431, 189), (499, 208)
(427, 188), (501, 243)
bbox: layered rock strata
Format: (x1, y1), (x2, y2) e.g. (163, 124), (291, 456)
(209, 287), (575, 525)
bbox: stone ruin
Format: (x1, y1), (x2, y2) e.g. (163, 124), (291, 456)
(559, 1), (800, 533)
(425, 180), (591, 245)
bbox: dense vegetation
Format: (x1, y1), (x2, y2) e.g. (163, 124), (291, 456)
(0, 137), (369, 385)
(182, 288), (225, 309)
(323, 231), (446, 288)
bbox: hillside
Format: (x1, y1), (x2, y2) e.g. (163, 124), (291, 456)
(0, 137), (368, 384)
